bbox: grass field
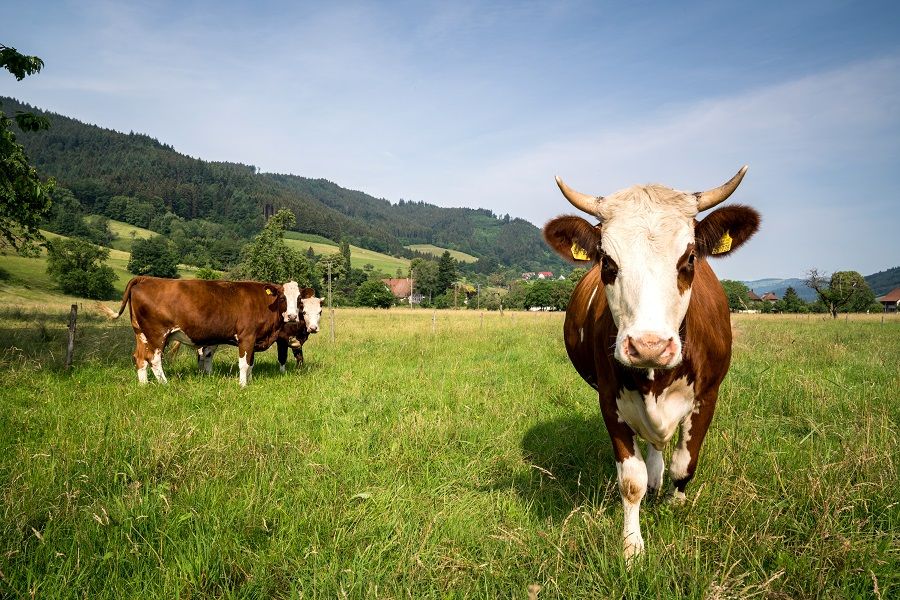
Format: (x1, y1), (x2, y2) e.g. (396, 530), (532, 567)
(405, 244), (478, 264)
(89, 218), (156, 253)
(0, 306), (897, 598)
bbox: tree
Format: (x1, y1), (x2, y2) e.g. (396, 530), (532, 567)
(524, 280), (554, 310)
(776, 286), (808, 313)
(46, 238), (116, 299)
(339, 238), (352, 276)
(410, 258), (440, 299)
(354, 280), (394, 308)
(720, 280), (751, 312)
(233, 209), (313, 285)
(436, 251), (457, 293)
(804, 269), (877, 318)
(128, 236), (180, 278)
(1, 44), (54, 251)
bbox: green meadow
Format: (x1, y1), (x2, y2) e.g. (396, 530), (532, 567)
(0, 298), (897, 598)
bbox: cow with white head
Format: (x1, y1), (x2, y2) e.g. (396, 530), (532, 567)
(543, 167), (760, 560)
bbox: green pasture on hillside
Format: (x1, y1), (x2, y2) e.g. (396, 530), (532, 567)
(282, 237), (409, 275)
(0, 233), (206, 301)
(89, 218), (156, 252)
(405, 244), (478, 263)
(0, 302), (897, 598)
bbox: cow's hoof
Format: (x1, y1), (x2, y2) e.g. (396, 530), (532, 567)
(623, 535), (644, 564)
(665, 490), (687, 505)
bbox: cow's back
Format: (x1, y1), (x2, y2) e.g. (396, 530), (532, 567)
(128, 278), (280, 346)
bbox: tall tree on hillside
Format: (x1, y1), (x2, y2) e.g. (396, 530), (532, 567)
(1, 44), (54, 251)
(339, 238), (351, 276)
(777, 286), (808, 313)
(804, 269), (877, 318)
(234, 209), (313, 286)
(436, 251), (457, 293)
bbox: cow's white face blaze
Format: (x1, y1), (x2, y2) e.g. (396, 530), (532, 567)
(282, 281), (301, 322)
(301, 296), (323, 333)
(598, 185), (697, 369)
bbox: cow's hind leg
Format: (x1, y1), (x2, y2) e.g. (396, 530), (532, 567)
(237, 341), (255, 387)
(669, 404), (715, 504)
(645, 444), (665, 498)
(133, 333), (149, 384)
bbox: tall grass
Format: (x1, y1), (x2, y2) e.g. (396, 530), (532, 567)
(0, 308), (897, 598)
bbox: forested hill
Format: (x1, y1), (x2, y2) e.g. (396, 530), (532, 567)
(5, 96), (565, 272)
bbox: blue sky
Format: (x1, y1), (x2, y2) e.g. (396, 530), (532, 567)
(3, 0), (899, 280)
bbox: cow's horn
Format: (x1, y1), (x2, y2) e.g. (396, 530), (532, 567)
(556, 176), (603, 215)
(694, 165), (748, 212)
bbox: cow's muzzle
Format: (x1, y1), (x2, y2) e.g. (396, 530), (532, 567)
(622, 334), (679, 368)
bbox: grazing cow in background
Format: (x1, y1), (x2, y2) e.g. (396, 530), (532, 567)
(98, 276), (315, 386)
(542, 166), (760, 560)
(191, 296), (322, 374)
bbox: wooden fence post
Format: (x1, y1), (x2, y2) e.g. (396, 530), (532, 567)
(65, 304), (77, 370)
(328, 263), (335, 343)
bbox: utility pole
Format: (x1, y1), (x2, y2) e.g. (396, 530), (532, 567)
(328, 262), (334, 342)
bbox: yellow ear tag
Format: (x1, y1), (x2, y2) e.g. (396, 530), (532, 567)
(571, 242), (589, 261)
(265, 288), (273, 295)
(712, 231), (733, 255)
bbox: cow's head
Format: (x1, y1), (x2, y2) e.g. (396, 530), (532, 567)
(299, 287), (322, 334)
(281, 281), (302, 322)
(544, 167), (760, 369)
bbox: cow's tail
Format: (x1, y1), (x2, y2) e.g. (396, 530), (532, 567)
(169, 341), (183, 359)
(96, 277), (139, 319)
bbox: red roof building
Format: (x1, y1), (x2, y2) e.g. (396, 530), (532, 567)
(761, 292), (778, 302)
(876, 287), (900, 312)
(747, 290), (763, 301)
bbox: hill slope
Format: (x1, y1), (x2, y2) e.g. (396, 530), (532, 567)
(5, 96), (565, 273)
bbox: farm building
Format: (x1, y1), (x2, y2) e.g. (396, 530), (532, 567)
(381, 278), (423, 304)
(761, 292), (779, 303)
(747, 289), (763, 301)
(876, 287), (900, 312)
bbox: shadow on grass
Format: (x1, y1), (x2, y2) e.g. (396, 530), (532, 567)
(488, 414), (618, 522)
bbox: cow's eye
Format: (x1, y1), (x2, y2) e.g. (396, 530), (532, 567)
(688, 253), (695, 266)
(600, 256), (619, 284)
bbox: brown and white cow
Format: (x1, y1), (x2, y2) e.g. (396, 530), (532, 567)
(192, 300), (322, 374)
(542, 166), (760, 560)
(98, 276), (317, 386)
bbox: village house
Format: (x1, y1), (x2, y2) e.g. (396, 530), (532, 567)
(876, 287), (900, 312)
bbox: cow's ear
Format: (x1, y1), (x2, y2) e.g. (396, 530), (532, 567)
(301, 287), (315, 299)
(264, 284), (283, 300)
(695, 205), (760, 258)
(543, 215), (602, 264)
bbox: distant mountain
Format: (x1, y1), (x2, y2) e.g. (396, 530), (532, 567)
(865, 266), (900, 296)
(4, 96), (566, 273)
(742, 266), (900, 302)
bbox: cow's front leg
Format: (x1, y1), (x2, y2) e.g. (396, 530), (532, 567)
(276, 339), (288, 374)
(645, 444), (665, 498)
(669, 400), (715, 503)
(293, 344), (304, 367)
(238, 341), (255, 387)
(601, 407), (647, 560)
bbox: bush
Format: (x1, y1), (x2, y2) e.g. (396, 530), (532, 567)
(354, 280), (394, 308)
(128, 236), (179, 278)
(46, 238), (116, 299)
(195, 267), (219, 280)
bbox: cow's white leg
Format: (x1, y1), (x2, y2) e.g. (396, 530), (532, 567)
(645, 444), (665, 498)
(617, 443), (648, 561)
(137, 363), (148, 384)
(149, 348), (168, 384)
(238, 352), (252, 387)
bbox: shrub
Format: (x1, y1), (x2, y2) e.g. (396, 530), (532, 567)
(128, 236), (179, 278)
(354, 280), (394, 308)
(46, 238), (116, 299)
